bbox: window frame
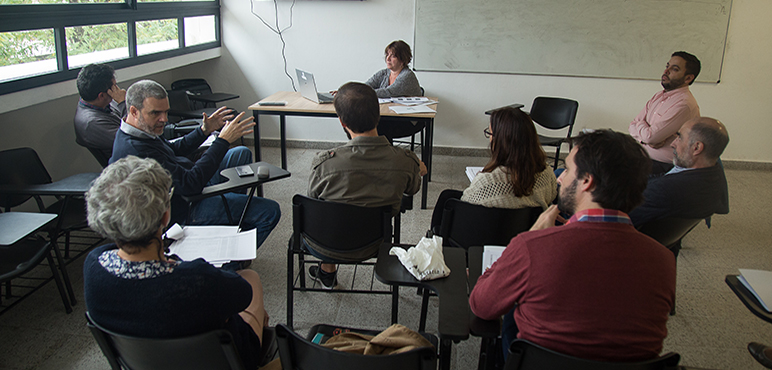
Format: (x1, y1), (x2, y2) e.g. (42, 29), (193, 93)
(0, 0), (221, 95)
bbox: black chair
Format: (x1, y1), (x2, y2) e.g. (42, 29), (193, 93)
(171, 78), (239, 111)
(276, 324), (437, 370)
(382, 86), (426, 151)
(489, 97), (578, 170)
(637, 217), (702, 316)
(439, 199), (542, 251)
(166, 89), (219, 125)
(287, 194), (395, 329)
(1, 213), (72, 314)
(86, 147), (110, 168)
(0, 147), (93, 259)
(86, 312), (249, 370)
(504, 339), (680, 370)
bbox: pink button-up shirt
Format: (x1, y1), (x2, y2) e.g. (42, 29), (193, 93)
(628, 86), (699, 163)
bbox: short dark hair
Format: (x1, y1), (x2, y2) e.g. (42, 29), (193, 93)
(77, 64), (115, 101)
(333, 82), (380, 133)
(672, 51), (701, 84)
(484, 107), (547, 197)
(385, 40), (412, 67)
(690, 120), (729, 161)
(571, 130), (651, 213)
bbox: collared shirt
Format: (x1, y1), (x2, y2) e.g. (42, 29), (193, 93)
(565, 208), (633, 225)
(120, 120), (157, 139)
(628, 85), (699, 163)
(665, 165), (695, 176)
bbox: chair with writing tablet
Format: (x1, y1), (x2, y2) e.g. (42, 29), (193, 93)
(637, 216), (702, 316)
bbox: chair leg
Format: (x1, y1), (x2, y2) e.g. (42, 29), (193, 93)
(287, 247), (294, 329)
(64, 231), (71, 259)
(552, 146), (560, 170)
(51, 239), (77, 306)
(46, 251), (72, 314)
(391, 285), (399, 324)
(419, 289), (430, 332)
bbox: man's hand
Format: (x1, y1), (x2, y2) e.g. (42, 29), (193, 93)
(217, 112), (256, 144)
(107, 84), (126, 103)
(201, 106), (236, 135)
(419, 160), (428, 176)
(529, 205), (566, 231)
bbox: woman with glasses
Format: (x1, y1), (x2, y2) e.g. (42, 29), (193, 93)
(83, 156), (268, 369)
(429, 107), (557, 234)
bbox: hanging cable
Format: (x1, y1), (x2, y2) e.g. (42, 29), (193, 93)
(250, 0), (297, 91)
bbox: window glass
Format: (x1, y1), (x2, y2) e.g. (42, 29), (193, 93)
(66, 23), (129, 68)
(184, 15), (216, 47)
(0, 29), (57, 83)
(139, 0), (214, 3)
(137, 19), (178, 56)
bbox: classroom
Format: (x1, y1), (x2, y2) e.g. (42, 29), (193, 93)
(1, 0), (771, 369)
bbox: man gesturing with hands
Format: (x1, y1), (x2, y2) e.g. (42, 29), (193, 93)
(110, 80), (280, 249)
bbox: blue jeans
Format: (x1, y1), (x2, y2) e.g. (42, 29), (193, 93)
(188, 146), (281, 248)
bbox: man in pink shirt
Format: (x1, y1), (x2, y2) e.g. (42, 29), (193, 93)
(629, 51), (701, 174)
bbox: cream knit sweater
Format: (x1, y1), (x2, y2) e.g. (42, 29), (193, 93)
(461, 166), (557, 210)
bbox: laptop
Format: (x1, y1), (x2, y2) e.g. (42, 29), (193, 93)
(296, 69), (334, 104)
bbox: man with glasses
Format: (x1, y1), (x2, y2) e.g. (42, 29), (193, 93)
(74, 63), (127, 162)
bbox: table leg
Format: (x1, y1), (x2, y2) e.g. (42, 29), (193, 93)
(440, 338), (452, 370)
(252, 111), (262, 162)
(280, 115), (287, 170)
(421, 118), (432, 209)
(391, 285), (399, 324)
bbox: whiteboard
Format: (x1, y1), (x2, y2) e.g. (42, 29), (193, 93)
(414, 0), (732, 82)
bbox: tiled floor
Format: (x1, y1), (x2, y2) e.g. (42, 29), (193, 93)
(1, 146), (771, 370)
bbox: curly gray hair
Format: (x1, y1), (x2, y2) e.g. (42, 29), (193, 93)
(86, 156), (172, 251)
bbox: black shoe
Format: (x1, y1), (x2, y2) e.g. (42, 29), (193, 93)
(748, 342), (772, 369)
(308, 265), (337, 289)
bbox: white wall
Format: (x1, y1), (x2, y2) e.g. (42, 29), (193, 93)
(207, 0), (772, 162)
(0, 0), (769, 181)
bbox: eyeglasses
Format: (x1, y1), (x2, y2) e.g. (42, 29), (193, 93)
(483, 128), (493, 139)
(169, 186), (175, 198)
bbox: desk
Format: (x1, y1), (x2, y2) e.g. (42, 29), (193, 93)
(249, 92), (438, 209)
(375, 245), (468, 370)
(0, 212), (73, 313)
(181, 162), (290, 229)
(726, 274), (772, 324)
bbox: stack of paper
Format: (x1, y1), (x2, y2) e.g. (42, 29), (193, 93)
(482, 245), (506, 272)
(388, 105), (436, 114)
(466, 166), (483, 182)
(738, 269), (772, 312)
(168, 226), (256, 267)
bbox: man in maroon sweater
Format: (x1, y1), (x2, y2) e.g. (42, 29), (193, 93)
(470, 130), (676, 363)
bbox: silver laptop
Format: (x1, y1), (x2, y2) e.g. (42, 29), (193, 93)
(296, 69), (334, 104)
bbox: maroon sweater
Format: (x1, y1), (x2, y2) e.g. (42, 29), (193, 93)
(470, 221), (675, 362)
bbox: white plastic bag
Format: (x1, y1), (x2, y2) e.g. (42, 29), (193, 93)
(389, 235), (451, 281)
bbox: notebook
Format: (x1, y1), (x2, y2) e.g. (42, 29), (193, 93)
(296, 68), (334, 104)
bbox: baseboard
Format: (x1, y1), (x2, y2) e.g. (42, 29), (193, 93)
(241, 138), (771, 171)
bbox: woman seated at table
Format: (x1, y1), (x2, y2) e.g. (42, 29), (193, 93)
(83, 156), (268, 369)
(365, 40), (423, 142)
(429, 107), (558, 233)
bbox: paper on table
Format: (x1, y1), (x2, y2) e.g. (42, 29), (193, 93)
(378, 98), (393, 104)
(389, 105), (436, 114)
(739, 269), (772, 312)
(482, 245), (506, 272)
(168, 226), (256, 267)
(392, 97), (437, 106)
(466, 166), (483, 182)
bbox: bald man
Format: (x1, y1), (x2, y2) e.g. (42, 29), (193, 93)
(629, 116), (730, 227)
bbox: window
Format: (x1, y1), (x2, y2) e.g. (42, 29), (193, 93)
(0, 0), (221, 95)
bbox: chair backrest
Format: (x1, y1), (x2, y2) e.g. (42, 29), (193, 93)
(637, 217), (702, 249)
(86, 312), (246, 370)
(292, 194), (392, 261)
(505, 340), (680, 370)
(0, 147), (52, 210)
(439, 199), (541, 250)
(86, 147), (110, 168)
(171, 78), (213, 95)
(275, 324), (437, 370)
(529, 96), (579, 132)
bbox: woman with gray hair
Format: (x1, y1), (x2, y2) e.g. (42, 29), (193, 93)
(83, 156), (268, 369)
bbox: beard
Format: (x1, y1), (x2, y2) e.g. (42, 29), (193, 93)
(661, 75), (687, 91)
(557, 178), (579, 216)
(672, 150), (694, 168)
(137, 113), (161, 136)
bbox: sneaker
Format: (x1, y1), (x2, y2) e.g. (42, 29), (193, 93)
(308, 265), (337, 289)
